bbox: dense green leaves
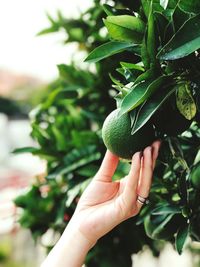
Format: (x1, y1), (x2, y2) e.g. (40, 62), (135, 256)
(158, 14), (200, 60)
(85, 41), (135, 63)
(104, 15), (145, 43)
(15, 0), (200, 260)
(48, 146), (101, 178)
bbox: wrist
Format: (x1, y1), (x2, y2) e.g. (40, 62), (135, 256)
(64, 218), (97, 251)
(41, 220), (97, 267)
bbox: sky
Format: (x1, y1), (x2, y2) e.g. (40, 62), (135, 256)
(0, 0), (92, 82)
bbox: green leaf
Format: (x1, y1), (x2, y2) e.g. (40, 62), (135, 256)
(76, 164), (99, 177)
(102, 4), (116, 16)
(142, 0), (164, 18)
(104, 15), (145, 43)
(37, 12), (60, 35)
(158, 14), (200, 60)
(120, 62), (144, 72)
(154, 12), (169, 45)
(152, 214), (174, 236)
(12, 147), (40, 154)
(163, 21), (174, 44)
(120, 76), (168, 115)
(147, 2), (156, 64)
(109, 73), (123, 87)
(46, 12), (56, 24)
(52, 125), (68, 151)
(120, 80), (151, 114)
(31, 124), (50, 146)
(66, 179), (91, 207)
(13, 144), (56, 162)
(48, 146), (101, 178)
(134, 68), (156, 84)
(119, 63), (144, 83)
(85, 41), (135, 63)
(42, 88), (78, 109)
(152, 205), (181, 215)
(130, 109), (137, 127)
(71, 130), (99, 149)
(141, 37), (151, 69)
(131, 81), (175, 134)
(179, 0), (200, 14)
(172, 6), (190, 32)
(37, 26), (59, 36)
(176, 82), (197, 120)
(168, 0), (179, 9)
(102, 4), (133, 16)
(175, 224), (189, 254)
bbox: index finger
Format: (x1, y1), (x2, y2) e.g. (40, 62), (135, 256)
(94, 150), (119, 182)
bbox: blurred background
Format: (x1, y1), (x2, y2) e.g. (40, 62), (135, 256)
(0, 1), (90, 266)
(0, 1), (199, 267)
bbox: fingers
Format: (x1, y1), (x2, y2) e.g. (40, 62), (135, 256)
(115, 141), (161, 218)
(94, 150), (119, 182)
(136, 146), (153, 211)
(121, 152), (142, 209)
(151, 140), (161, 169)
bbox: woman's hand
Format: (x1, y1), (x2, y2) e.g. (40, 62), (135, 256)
(41, 140), (161, 267)
(71, 140), (161, 246)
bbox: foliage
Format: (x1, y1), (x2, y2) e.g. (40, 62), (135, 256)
(14, 0), (200, 265)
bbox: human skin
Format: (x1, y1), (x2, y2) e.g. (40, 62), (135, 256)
(41, 140), (161, 267)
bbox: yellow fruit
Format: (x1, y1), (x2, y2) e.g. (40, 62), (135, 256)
(102, 109), (155, 160)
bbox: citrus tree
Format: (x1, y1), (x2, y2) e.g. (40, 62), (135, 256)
(14, 0), (200, 266)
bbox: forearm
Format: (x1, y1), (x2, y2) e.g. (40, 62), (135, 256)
(41, 222), (95, 267)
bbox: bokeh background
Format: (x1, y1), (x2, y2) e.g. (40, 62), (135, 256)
(0, 1), (89, 266)
(0, 1), (199, 267)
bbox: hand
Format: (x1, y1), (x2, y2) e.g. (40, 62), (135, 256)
(69, 140), (161, 247)
(41, 141), (161, 267)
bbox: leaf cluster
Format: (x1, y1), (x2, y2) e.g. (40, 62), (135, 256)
(14, 0), (200, 262)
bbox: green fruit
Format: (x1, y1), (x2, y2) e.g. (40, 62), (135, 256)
(102, 109), (155, 160)
(191, 163), (200, 189)
(153, 94), (192, 136)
